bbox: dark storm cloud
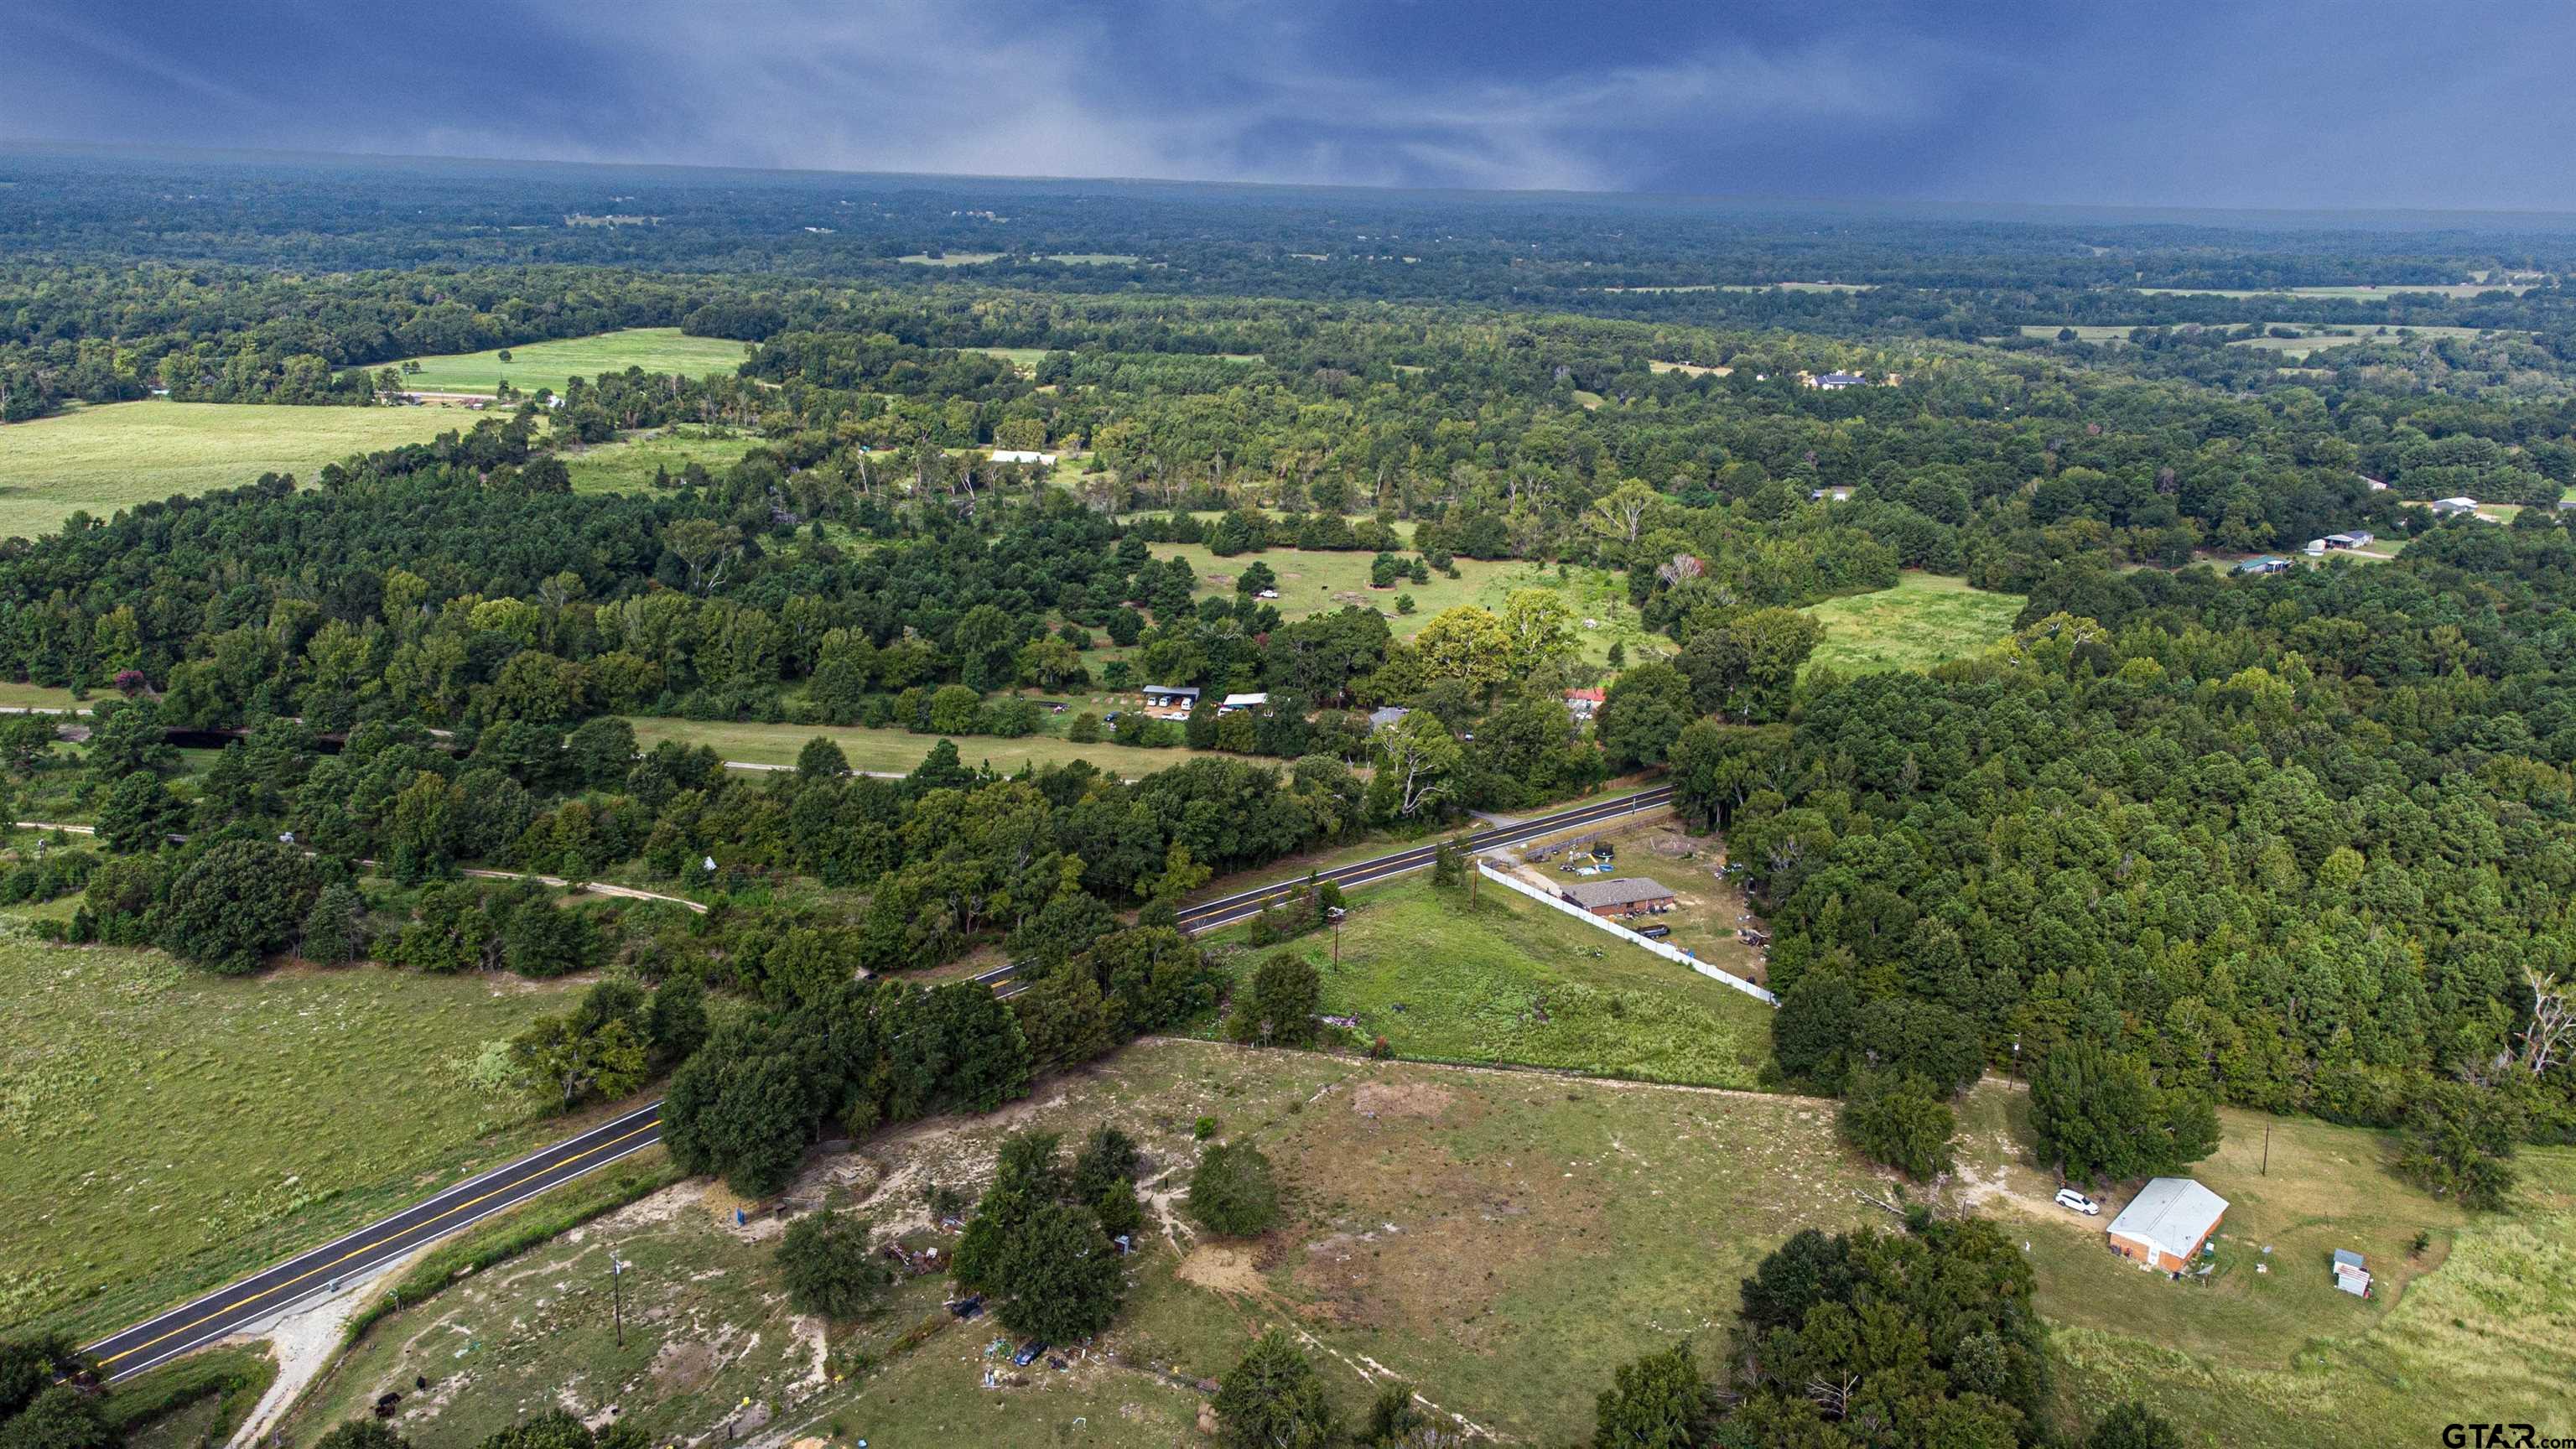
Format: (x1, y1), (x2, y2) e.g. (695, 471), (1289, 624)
(3, 0), (2571, 210)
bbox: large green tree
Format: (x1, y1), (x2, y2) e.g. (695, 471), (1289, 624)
(1213, 1331), (1337, 1449)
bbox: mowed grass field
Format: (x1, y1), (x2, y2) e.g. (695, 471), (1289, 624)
(1156, 546), (1659, 666)
(295, 1037), (1883, 1449)
(1800, 573), (2026, 677)
(0, 402), (464, 540)
(1203, 875), (1774, 1087)
(623, 714), (1219, 780)
(557, 429), (765, 494)
(1951, 1083), (2576, 1446)
(391, 328), (750, 396)
(0, 935), (590, 1337)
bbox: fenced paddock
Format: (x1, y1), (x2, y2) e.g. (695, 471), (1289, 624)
(1478, 861), (1779, 1005)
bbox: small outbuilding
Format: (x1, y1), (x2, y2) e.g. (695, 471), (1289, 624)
(2430, 496), (2480, 517)
(2332, 1249), (2372, 1297)
(2106, 1177), (2229, 1273)
(1140, 684), (1201, 708)
(1218, 691), (1269, 712)
(989, 449), (1058, 466)
(2235, 556), (2291, 576)
(1564, 687), (1605, 719)
(1366, 705), (1410, 730)
(1558, 876), (1678, 917)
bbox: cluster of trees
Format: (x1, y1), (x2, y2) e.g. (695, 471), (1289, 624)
(1578, 1216), (2181, 1449)
(950, 1128), (1145, 1343)
(0, 1337), (112, 1449)
(662, 915), (1225, 1195)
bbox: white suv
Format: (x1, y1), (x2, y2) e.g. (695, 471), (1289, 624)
(2053, 1187), (2100, 1217)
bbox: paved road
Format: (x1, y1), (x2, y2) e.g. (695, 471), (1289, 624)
(75, 785), (1671, 1379)
(82, 1104), (666, 1381)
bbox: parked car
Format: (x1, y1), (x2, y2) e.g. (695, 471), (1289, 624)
(1012, 1340), (1048, 1367)
(1638, 924), (1672, 941)
(2053, 1187), (2100, 1217)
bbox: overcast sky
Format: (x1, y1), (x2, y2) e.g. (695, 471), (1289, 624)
(4, 0), (2568, 213)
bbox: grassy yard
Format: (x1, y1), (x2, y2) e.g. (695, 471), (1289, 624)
(0, 682), (85, 712)
(1950, 1083), (2576, 1446)
(557, 429), (765, 494)
(623, 714), (1220, 780)
(1202, 875), (1774, 1087)
(1154, 546), (1657, 666)
(293, 1038), (1881, 1449)
(0, 402), (465, 540)
(391, 329), (750, 396)
(0, 935), (593, 1337)
(1800, 573), (2026, 678)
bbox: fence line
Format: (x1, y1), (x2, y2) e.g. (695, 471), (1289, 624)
(1476, 861), (1779, 1006)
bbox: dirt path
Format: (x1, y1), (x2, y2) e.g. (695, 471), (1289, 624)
(226, 1244), (432, 1449)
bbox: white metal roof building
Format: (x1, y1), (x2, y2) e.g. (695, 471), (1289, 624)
(2105, 1177), (2229, 1270)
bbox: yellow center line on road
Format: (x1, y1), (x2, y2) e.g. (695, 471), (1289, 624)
(97, 1116), (662, 1367)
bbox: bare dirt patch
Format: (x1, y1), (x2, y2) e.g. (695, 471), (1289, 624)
(1176, 1245), (1268, 1299)
(1351, 1081), (1453, 1119)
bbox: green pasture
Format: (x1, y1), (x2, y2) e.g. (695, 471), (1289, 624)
(0, 402), (463, 540)
(391, 328), (749, 396)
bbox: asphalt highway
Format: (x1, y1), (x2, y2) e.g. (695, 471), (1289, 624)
(80, 784), (1672, 1379)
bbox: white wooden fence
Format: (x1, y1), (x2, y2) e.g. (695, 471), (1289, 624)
(1477, 861), (1779, 1005)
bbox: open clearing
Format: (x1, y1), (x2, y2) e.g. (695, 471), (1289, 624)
(2023, 322), (2510, 352)
(2134, 282), (2537, 299)
(295, 1037), (1882, 1448)
(1602, 281), (1872, 293)
(624, 715), (1221, 780)
(1155, 547), (1658, 666)
(1204, 875), (1774, 1087)
(0, 933), (591, 1338)
(1950, 1083), (2576, 1448)
(557, 429), (766, 494)
(390, 328), (750, 396)
(0, 402), (465, 540)
(1800, 573), (2026, 677)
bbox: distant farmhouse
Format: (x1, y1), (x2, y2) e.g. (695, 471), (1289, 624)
(1809, 371), (1867, 390)
(2429, 496), (2480, 517)
(2234, 556), (2292, 576)
(1563, 688), (1605, 720)
(2105, 1178), (2228, 1273)
(989, 449), (1057, 466)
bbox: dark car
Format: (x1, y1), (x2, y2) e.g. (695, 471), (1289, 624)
(1638, 924), (1672, 941)
(1013, 1340), (1048, 1367)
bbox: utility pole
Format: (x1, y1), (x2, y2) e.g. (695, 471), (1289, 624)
(2262, 1119), (2272, 1176)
